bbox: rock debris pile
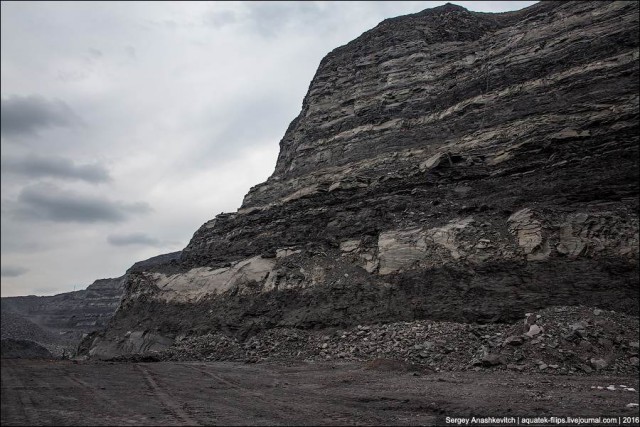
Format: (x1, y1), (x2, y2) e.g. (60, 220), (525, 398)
(1, 339), (55, 359)
(1, 311), (60, 344)
(158, 306), (638, 374)
(1, 311), (73, 358)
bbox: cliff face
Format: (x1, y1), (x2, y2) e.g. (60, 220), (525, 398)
(1, 252), (181, 356)
(85, 1), (639, 358)
(1, 277), (125, 355)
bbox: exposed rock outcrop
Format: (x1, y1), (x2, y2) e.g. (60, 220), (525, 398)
(84, 1), (639, 359)
(1, 252), (181, 355)
(2, 277), (125, 347)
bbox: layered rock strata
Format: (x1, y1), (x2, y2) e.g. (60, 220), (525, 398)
(2, 278), (125, 344)
(1, 252), (181, 355)
(85, 1), (639, 358)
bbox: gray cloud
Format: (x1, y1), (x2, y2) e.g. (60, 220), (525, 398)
(11, 184), (151, 223)
(1, 265), (29, 277)
(125, 45), (136, 59)
(1, 155), (110, 183)
(198, 94), (294, 163)
(88, 48), (103, 59)
(107, 232), (160, 247)
(203, 10), (237, 29)
(1, 95), (83, 137)
(0, 220), (45, 254)
(243, 2), (330, 38)
(55, 69), (90, 83)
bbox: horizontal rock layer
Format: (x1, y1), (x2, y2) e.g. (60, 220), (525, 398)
(1, 252), (181, 355)
(2, 277), (125, 343)
(84, 1), (639, 358)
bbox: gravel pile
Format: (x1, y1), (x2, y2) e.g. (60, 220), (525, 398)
(1, 311), (59, 343)
(159, 306), (638, 374)
(1, 311), (75, 358)
(1, 338), (55, 359)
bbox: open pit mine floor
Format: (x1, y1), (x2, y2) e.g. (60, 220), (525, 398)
(2, 358), (638, 426)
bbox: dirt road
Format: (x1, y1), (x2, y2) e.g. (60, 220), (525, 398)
(2, 359), (638, 426)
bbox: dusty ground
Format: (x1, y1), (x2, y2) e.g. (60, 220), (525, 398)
(2, 359), (638, 426)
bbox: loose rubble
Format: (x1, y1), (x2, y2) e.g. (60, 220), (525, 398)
(1, 311), (74, 358)
(154, 306), (639, 375)
(1, 339), (55, 359)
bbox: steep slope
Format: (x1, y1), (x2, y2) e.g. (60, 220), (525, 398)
(1, 277), (125, 345)
(1, 252), (181, 354)
(85, 1), (639, 358)
(1, 311), (61, 344)
(1, 339), (54, 359)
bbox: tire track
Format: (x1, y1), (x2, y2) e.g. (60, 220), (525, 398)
(135, 364), (200, 426)
(1, 359), (41, 425)
(178, 362), (290, 425)
(179, 362), (351, 424)
(65, 373), (149, 425)
(180, 363), (265, 399)
(1, 360), (28, 425)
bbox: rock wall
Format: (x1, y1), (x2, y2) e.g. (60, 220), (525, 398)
(1, 277), (125, 344)
(2, 252), (181, 355)
(84, 1), (639, 359)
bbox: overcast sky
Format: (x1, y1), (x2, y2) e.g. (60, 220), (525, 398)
(1, 1), (536, 297)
